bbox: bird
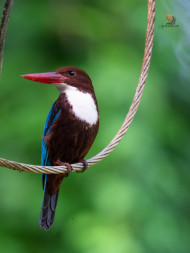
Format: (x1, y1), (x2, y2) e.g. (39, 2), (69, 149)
(21, 66), (99, 230)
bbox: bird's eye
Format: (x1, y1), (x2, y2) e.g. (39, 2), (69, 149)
(68, 71), (76, 77)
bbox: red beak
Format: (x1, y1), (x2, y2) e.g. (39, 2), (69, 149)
(21, 72), (64, 84)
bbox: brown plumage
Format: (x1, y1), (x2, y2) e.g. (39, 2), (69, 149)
(45, 92), (99, 194)
(22, 66), (99, 230)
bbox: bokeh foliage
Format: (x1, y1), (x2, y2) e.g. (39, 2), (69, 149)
(0, 0), (189, 253)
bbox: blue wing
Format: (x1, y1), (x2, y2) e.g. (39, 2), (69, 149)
(40, 101), (62, 230)
(41, 102), (62, 166)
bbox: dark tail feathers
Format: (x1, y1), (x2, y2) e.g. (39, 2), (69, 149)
(40, 186), (59, 231)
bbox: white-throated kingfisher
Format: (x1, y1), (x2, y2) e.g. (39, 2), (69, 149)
(22, 66), (99, 230)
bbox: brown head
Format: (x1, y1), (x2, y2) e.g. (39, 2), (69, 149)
(21, 66), (95, 94)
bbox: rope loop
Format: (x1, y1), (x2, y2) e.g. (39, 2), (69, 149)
(0, 0), (155, 174)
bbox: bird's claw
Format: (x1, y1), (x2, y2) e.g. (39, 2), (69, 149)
(77, 159), (88, 173)
(55, 160), (73, 177)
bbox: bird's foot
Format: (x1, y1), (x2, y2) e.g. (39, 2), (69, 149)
(77, 159), (88, 173)
(55, 160), (73, 177)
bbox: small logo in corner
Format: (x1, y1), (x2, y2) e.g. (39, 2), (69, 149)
(161, 14), (179, 28)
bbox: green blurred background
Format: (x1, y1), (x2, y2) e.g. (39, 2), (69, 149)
(0, 0), (189, 252)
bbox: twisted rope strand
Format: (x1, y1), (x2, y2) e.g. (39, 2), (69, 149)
(0, 0), (155, 174)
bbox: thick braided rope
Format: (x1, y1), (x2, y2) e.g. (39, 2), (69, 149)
(0, 0), (155, 174)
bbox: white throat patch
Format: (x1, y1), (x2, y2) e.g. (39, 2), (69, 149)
(55, 83), (98, 125)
